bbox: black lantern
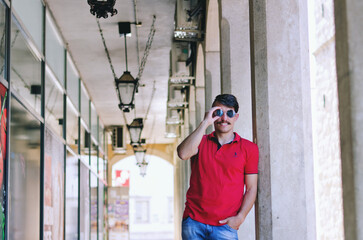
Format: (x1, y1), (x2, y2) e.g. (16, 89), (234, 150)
(127, 118), (143, 145)
(133, 144), (146, 166)
(139, 158), (149, 177)
(87, 0), (117, 18)
(115, 22), (138, 112)
(132, 144), (149, 177)
(115, 72), (138, 112)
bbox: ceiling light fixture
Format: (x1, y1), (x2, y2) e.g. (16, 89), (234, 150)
(88, 0), (118, 19)
(132, 143), (149, 177)
(115, 22), (138, 112)
(139, 158), (149, 177)
(127, 118), (143, 145)
(133, 144), (146, 166)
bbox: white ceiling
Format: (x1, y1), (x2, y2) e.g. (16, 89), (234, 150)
(45, 0), (177, 144)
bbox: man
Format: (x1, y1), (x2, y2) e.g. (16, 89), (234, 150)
(177, 94), (259, 240)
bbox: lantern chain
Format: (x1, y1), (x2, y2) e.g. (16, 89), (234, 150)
(96, 19), (130, 126)
(137, 15), (156, 80)
(133, 0), (141, 68)
(144, 80), (156, 121)
(96, 19), (117, 80)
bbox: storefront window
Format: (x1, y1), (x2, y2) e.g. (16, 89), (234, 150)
(80, 162), (90, 240)
(91, 140), (97, 173)
(46, 13), (65, 87)
(10, 17), (42, 115)
(99, 122), (104, 151)
(66, 56), (79, 110)
(44, 128), (65, 240)
(80, 123), (89, 158)
(12, 0), (43, 52)
(0, 83), (7, 240)
(9, 97), (41, 240)
(98, 153), (105, 180)
(66, 97), (78, 152)
(45, 67), (64, 138)
(80, 83), (89, 128)
(90, 173), (98, 240)
(91, 104), (97, 141)
(0, 2), (6, 79)
(65, 150), (79, 240)
(98, 181), (104, 240)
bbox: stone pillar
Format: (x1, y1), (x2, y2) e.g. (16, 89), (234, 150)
(174, 145), (184, 240)
(219, 0), (255, 239)
(334, 0), (363, 239)
(251, 0), (316, 239)
(308, 0), (344, 239)
(195, 43), (206, 126)
(205, 0), (221, 133)
(220, 0), (253, 140)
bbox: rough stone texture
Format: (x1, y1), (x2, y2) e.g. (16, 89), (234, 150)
(250, 0), (273, 238)
(334, 0), (363, 238)
(205, 0), (221, 134)
(195, 43), (206, 126)
(220, 0), (255, 239)
(299, 0), (316, 238)
(220, 0), (253, 141)
(250, 0), (272, 240)
(309, 0), (345, 239)
(253, 0), (315, 239)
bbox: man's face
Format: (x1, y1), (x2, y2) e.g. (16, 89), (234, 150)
(213, 103), (239, 134)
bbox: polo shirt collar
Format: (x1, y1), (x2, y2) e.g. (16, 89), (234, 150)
(208, 131), (241, 144)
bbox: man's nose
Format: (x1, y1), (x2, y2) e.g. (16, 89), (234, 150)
(221, 113), (228, 120)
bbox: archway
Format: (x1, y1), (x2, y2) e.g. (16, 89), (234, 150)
(111, 155), (174, 240)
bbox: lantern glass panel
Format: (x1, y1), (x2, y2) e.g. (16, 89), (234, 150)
(139, 163), (148, 177)
(119, 83), (135, 105)
(134, 151), (145, 166)
(129, 127), (141, 144)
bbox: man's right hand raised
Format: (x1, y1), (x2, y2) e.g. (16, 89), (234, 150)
(177, 106), (222, 160)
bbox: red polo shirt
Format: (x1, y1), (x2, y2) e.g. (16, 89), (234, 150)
(183, 132), (259, 226)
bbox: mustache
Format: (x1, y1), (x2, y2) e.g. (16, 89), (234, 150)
(216, 120), (231, 124)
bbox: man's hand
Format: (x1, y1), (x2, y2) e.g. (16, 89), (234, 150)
(219, 215), (245, 230)
(219, 174), (258, 230)
(203, 106), (222, 126)
(177, 106), (222, 160)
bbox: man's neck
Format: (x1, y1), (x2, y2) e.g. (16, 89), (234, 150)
(215, 131), (235, 145)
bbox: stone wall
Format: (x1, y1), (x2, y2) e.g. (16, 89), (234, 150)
(309, 0), (344, 239)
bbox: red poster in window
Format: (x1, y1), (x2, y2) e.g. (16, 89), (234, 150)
(0, 83), (7, 190)
(115, 170), (130, 187)
(0, 83), (7, 240)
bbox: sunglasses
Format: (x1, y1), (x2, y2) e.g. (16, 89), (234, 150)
(214, 109), (236, 118)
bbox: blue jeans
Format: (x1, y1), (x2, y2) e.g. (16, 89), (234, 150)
(182, 217), (238, 240)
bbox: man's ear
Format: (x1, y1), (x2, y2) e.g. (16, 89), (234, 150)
(235, 113), (239, 121)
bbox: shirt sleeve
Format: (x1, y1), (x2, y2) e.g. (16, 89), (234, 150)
(190, 135), (206, 161)
(244, 141), (259, 174)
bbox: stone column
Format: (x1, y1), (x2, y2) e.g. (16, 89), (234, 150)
(251, 0), (316, 239)
(205, 0), (221, 133)
(220, 0), (253, 140)
(219, 0), (255, 239)
(195, 43), (206, 126)
(334, 0), (363, 239)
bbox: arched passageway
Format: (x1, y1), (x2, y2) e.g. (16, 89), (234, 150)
(111, 155), (174, 240)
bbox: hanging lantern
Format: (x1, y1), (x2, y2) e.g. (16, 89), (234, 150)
(87, 0), (117, 18)
(139, 157), (150, 177)
(115, 72), (138, 112)
(134, 148), (146, 166)
(115, 22), (138, 112)
(139, 162), (148, 177)
(127, 118), (143, 145)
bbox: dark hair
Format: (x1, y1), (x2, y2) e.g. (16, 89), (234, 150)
(212, 94), (239, 113)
